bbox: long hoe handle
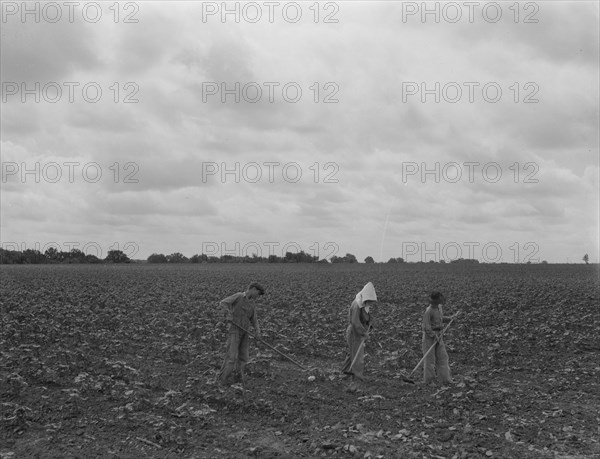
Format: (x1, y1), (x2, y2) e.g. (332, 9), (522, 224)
(350, 325), (373, 373)
(231, 322), (308, 371)
(349, 339), (366, 373)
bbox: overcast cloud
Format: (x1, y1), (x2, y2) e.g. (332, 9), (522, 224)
(1, 1), (598, 263)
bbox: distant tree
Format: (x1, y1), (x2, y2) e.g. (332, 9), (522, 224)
(190, 254), (209, 263)
(0, 248), (20, 264)
(439, 259), (446, 264)
(147, 253), (167, 263)
(23, 249), (46, 264)
(105, 250), (130, 263)
(67, 249), (86, 263)
(284, 252), (298, 263)
(541, 260), (548, 264)
(450, 258), (479, 264)
(299, 250), (318, 263)
(167, 252), (188, 263)
(387, 257), (405, 263)
(345, 253), (358, 263)
(45, 247), (59, 261)
(280, 250), (317, 263)
(85, 254), (101, 263)
(329, 254), (357, 263)
(583, 254), (589, 264)
(364, 256), (374, 264)
(318, 258), (329, 263)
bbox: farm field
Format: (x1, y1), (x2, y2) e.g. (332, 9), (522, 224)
(1, 263), (599, 458)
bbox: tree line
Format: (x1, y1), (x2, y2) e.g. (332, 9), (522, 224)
(2, 247), (584, 265)
(2, 247), (507, 265)
(147, 251), (321, 263)
(0, 248), (130, 264)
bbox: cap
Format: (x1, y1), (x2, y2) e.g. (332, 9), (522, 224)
(248, 282), (265, 295)
(430, 291), (444, 301)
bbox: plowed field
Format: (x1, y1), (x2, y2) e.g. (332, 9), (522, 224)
(1, 263), (599, 458)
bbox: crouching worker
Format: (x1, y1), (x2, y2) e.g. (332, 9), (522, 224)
(422, 291), (456, 385)
(341, 282), (377, 381)
(217, 282), (265, 386)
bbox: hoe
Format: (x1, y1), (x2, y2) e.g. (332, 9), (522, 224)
(231, 322), (310, 372)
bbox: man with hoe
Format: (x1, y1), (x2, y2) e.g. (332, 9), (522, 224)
(218, 282), (265, 385)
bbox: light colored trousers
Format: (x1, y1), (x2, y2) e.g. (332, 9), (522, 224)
(422, 333), (452, 384)
(218, 331), (250, 384)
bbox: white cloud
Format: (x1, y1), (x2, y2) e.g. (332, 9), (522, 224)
(1, 1), (598, 263)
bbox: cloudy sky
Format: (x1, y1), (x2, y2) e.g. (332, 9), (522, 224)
(1, 1), (598, 263)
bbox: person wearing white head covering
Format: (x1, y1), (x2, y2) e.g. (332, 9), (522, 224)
(341, 282), (377, 380)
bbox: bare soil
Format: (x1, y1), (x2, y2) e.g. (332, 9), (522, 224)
(1, 263), (598, 458)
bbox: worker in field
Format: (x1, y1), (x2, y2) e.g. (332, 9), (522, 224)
(422, 291), (457, 385)
(341, 281), (377, 381)
(217, 282), (265, 386)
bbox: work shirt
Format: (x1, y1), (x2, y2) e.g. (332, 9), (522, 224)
(422, 305), (444, 339)
(221, 292), (258, 333)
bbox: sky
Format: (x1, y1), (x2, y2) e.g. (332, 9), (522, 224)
(1, 1), (599, 263)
